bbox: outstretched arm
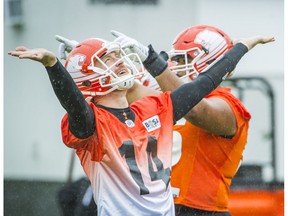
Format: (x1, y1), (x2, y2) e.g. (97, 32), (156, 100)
(8, 47), (95, 139)
(111, 31), (274, 127)
(157, 36), (275, 133)
(168, 43), (247, 121)
(169, 35), (274, 121)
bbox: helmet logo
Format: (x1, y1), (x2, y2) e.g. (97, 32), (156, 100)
(195, 30), (220, 52)
(67, 54), (86, 72)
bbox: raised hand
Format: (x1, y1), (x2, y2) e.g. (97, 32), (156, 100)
(8, 46), (57, 67)
(110, 30), (149, 62)
(233, 36), (275, 51)
(55, 35), (79, 60)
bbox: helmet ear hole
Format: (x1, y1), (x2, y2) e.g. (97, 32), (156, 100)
(206, 58), (216, 65)
(82, 80), (92, 87)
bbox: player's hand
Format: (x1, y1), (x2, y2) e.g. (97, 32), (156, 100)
(110, 30), (149, 62)
(55, 35), (79, 60)
(8, 46), (57, 67)
(233, 36), (275, 51)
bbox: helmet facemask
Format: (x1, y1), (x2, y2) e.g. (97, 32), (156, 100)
(88, 42), (145, 94)
(168, 47), (207, 82)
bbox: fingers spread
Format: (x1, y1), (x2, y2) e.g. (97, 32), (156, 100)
(16, 46), (29, 51)
(58, 43), (67, 60)
(264, 37), (275, 43)
(111, 30), (125, 38)
(55, 35), (65, 43)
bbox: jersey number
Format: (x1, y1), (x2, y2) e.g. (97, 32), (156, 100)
(118, 136), (171, 195)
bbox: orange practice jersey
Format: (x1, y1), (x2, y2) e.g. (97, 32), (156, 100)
(171, 87), (251, 212)
(61, 92), (175, 216)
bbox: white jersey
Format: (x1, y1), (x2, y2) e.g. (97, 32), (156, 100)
(62, 93), (175, 215)
(92, 162), (174, 216)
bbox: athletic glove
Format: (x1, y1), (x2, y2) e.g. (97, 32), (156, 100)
(111, 30), (149, 62)
(110, 30), (168, 77)
(55, 35), (79, 60)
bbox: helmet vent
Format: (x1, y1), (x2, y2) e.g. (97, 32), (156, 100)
(82, 80), (92, 87)
(206, 58), (216, 65)
(184, 40), (193, 44)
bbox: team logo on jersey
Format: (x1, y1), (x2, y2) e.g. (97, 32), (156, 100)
(125, 119), (135, 128)
(142, 115), (161, 132)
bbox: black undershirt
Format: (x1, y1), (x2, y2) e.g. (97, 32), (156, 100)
(96, 104), (135, 123)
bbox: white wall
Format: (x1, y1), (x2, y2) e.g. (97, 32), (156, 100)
(4, 0), (284, 182)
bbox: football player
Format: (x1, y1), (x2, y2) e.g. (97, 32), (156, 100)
(8, 33), (274, 215)
(111, 26), (274, 216)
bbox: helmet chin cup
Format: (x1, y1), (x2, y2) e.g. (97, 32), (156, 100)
(117, 77), (135, 90)
(110, 73), (135, 90)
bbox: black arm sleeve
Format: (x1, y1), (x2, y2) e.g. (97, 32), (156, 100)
(171, 43), (248, 121)
(45, 60), (95, 139)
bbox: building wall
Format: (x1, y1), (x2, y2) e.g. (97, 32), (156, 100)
(4, 0), (284, 183)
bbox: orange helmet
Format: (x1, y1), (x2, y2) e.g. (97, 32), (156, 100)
(168, 25), (233, 82)
(65, 38), (144, 97)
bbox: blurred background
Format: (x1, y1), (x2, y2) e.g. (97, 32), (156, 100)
(4, 0), (284, 215)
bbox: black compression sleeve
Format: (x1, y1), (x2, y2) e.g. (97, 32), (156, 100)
(171, 43), (248, 121)
(143, 45), (168, 77)
(45, 60), (95, 139)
